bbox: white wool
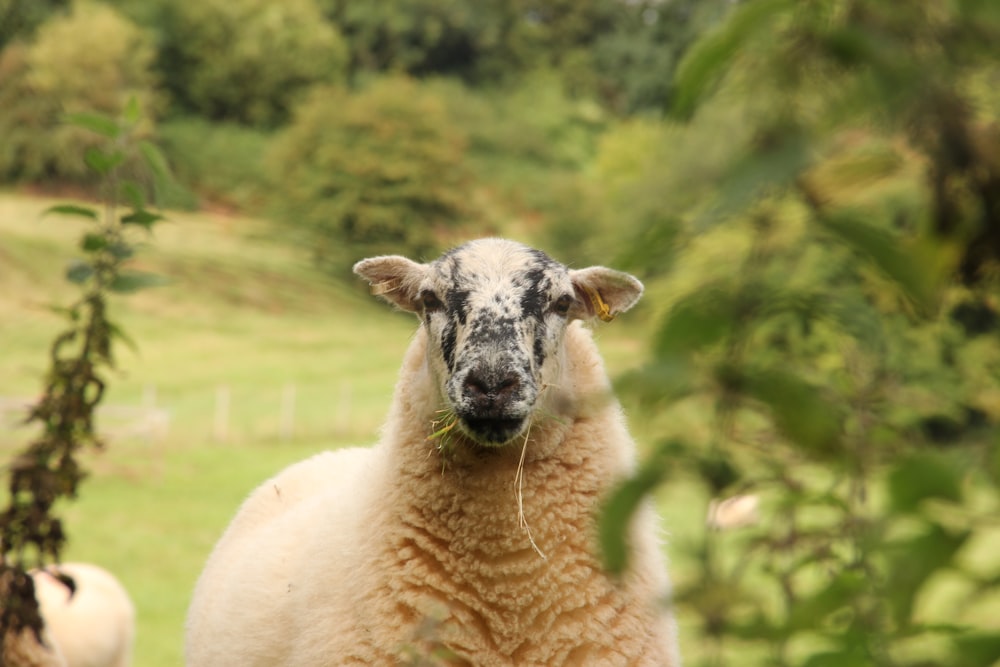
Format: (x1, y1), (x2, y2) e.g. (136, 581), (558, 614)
(186, 240), (681, 666)
(32, 563), (134, 667)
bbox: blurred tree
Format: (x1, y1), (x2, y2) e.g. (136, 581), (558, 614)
(598, 1), (1000, 665)
(0, 1), (159, 184)
(322, 0), (714, 108)
(590, 0), (730, 114)
(158, 0), (347, 127)
(0, 0), (68, 50)
(320, 0), (518, 82)
(267, 77), (473, 277)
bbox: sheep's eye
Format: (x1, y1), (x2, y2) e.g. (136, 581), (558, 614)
(551, 294), (573, 317)
(421, 291), (444, 313)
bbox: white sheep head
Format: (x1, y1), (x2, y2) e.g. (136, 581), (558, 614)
(354, 239), (643, 446)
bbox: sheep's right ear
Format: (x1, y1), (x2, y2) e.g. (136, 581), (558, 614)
(353, 255), (427, 313)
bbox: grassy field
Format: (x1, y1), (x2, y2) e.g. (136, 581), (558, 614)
(0, 191), (697, 666)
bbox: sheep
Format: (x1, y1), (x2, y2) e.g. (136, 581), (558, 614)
(31, 563), (135, 667)
(185, 238), (681, 666)
(2, 629), (66, 667)
(1, 569), (67, 667)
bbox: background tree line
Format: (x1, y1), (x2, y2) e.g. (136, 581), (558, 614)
(2, 0), (1000, 665)
(0, 0), (725, 274)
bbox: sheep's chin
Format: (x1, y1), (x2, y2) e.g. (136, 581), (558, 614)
(457, 415), (528, 447)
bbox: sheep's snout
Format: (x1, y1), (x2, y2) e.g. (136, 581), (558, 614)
(454, 365), (534, 445)
(463, 370), (521, 409)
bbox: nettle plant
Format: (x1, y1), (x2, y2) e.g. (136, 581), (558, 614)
(0, 101), (167, 645)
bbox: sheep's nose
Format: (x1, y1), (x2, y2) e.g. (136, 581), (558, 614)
(464, 371), (520, 409)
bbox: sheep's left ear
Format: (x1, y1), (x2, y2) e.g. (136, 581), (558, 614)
(353, 255), (427, 313)
(568, 267), (644, 322)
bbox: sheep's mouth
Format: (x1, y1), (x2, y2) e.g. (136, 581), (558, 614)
(459, 415), (527, 445)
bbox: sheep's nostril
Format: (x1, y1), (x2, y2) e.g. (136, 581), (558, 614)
(464, 374), (488, 397)
(464, 372), (520, 404)
(496, 376), (520, 398)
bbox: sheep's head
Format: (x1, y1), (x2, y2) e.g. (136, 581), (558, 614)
(354, 239), (643, 446)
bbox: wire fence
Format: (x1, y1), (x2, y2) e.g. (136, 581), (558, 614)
(0, 381), (385, 447)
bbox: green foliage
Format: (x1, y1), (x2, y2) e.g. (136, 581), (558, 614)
(268, 77), (473, 276)
(0, 1), (159, 183)
(598, 1), (1000, 665)
(0, 0), (68, 49)
(590, 0), (731, 114)
(158, 117), (273, 210)
(324, 0), (622, 93)
(321, 0), (513, 81)
(423, 75), (614, 262)
(158, 0), (347, 127)
(0, 107), (166, 653)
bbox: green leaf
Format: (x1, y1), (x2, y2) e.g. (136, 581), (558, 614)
(615, 359), (695, 408)
(696, 451), (740, 494)
(107, 271), (168, 294)
(106, 320), (139, 354)
(816, 208), (949, 313)
(885, 523), (968, 627)
(671, 0), (792, 119)
(599, 440), (677, 575)
(618, 216), (681, 279)
(46, 304), (80, 321)
(123, 95), (141, 125)
(120, 182), (146, 211)
(888, 452), (964, 513)
(63, 112), (119, 138)
(121, 210), (164, 229)
(65, 260), (94, 285)
(738, 366), (841, 455)
(698, 128), (812, 230)
(952, 632), (1000, 667)
(138, 141), (173, 183)
(84, 147), (125, 175)
(788, 569), (866, 631)
(108, 242), (135, 261)
(653, 285), (736, 358)
(80, 233), (107, 253)
(43, 204), (98, 221)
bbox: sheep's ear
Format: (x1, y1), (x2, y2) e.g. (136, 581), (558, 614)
(568, 267), (644, 322)
(353, 255), (426, 313)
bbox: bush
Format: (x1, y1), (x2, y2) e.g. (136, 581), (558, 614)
(0, 1), (158, 183)
(158, 117), (272, 210)
(159, 0), (347, 127)
(0, 0), (69, 50)
(268, 77), (474, 277)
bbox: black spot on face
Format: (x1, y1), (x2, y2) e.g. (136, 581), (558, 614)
(519, 268), (548, 319)
(441, 320), (457, 372)
(533, 333), (546, 369)
(447, 289), (471, 325)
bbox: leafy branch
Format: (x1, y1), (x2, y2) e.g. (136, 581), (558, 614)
(0, 101), (168, 647)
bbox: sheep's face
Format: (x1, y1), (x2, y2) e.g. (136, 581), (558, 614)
(354, 239), (643, 446)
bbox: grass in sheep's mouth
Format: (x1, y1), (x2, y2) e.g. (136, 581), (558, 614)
(427, 408), (459, 469)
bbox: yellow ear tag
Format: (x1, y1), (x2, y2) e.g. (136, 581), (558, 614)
(582, 285), (615, 322)
(370, 278), (401, 296)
